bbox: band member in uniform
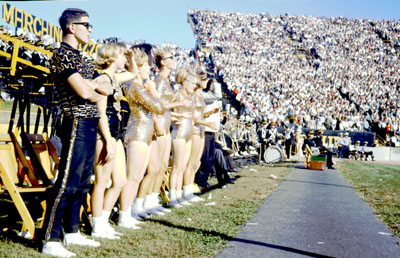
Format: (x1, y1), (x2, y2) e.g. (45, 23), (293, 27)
(303, 130), (335, 169)
(266, 122), (278, 146)
(302, 130), (317, 155)
(132, 48), (168, 217)
(238, 122), (253, 155)
(257, 120), (269, 160)
(182, 69), (217, 202)
(41, 8), (111, 257)
(149, 50), (189, 211)
(118, 49), (164, 228)
(283, 116), (296, 161)
(91, 42), (133, 239)
(168, 68), (197, 207)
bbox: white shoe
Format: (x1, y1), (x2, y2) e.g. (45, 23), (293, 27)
(91, 228), (120, 240)
(132, 210), (151, 219)
(118, 221), (141, 230)
(103, 223), (123, 236)
(167, 199), (182, 208)
(131, 214), (145, 223)
(64, 231), (100, 247)
(178, 198), (192, 206)
(188, 195), (205, 203)
(42, 242), (76, 258)
(118, 217), (141, 230)
(156, 205), (171, 213)
(146, 208), (165, 216)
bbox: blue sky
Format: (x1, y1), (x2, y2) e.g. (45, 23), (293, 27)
(2, 0), (400, 49)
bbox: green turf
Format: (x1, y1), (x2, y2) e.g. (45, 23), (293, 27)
(0, 164), (291, 257)
(339, 161), (400, 244)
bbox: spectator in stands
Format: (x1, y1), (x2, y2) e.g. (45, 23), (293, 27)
(188, 9), (400, 138)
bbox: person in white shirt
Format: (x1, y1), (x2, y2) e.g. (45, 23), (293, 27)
(360, 141), (374, 161)
(195, 79), (221, 192)
(336, 133), (344, 158)
(341, 132), (351, 158)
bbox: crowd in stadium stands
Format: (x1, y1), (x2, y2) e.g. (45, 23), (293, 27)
(188, 9), (400, 141)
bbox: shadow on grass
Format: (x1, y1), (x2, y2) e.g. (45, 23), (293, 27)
(0, 230), (40, 249)
(149, 219), (334, 258)
(198, 175), (242, 195)
(262, 161), (298, 168)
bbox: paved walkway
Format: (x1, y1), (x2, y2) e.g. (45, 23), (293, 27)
(217, 165), (400, 258)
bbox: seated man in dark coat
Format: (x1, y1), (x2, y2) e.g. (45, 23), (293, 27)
(303, 130), (335, 169)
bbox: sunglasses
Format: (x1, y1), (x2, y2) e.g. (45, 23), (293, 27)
(73, 22), (93, 30)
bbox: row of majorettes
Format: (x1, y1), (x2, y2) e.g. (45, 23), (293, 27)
(90, 42), (218, 239)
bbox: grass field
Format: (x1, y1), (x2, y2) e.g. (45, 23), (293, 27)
(0, 164), (291, 258)
(339, 160), (400, 244)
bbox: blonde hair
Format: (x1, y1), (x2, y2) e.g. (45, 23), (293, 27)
(96, 42), (126, 69)
(133, 49), (149, 68)
(154, 49), (171, 69)
(175, 68), (197, 85)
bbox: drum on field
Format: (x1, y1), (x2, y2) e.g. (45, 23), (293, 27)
(264, 146), (283, 163)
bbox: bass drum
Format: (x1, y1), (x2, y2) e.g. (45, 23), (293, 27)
(264, 146), (283, 163)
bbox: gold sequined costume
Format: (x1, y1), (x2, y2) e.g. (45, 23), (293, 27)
(171, 90), (193, 142)
(123, 82), (164, 144)
(192, 92), (206, 137)
(155, 76), (177, 133)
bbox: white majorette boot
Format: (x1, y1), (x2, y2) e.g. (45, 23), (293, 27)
(64, 231), (100, 247)
(185, 184), (204, 202)
(101, 210), (123, 236)
(153, 192), (171, 213)
(42, 241), (76, 258)
(118, 210), (141, 229)
(131, 198), (151, 219)
(177, 189), (192, 206)
(167, 189), (182, 208)
(91, 216), (120, 240)
(144, 194), (165, 216)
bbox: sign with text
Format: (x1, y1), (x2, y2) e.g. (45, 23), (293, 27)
(2, 3), (98, 55)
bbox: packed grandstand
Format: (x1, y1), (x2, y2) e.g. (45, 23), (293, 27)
(186, 9), (400, 145)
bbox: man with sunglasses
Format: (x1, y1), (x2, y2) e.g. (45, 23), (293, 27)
(41, 8), (113, 257)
